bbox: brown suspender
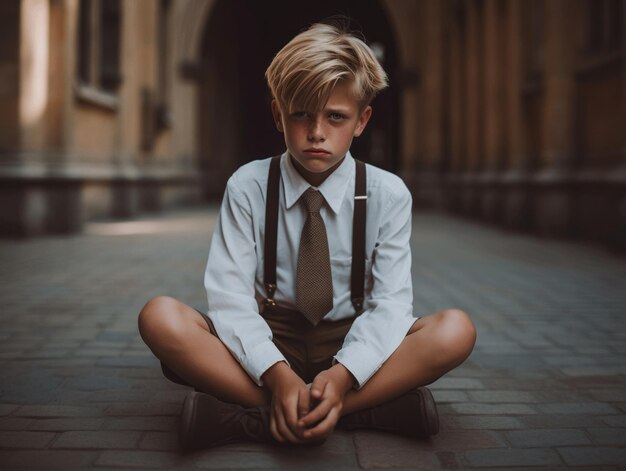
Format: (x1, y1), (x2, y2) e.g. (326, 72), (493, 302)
(351, 159), (367, 313)
(263, 156), (281, 306)
(263, 156), (367, 315)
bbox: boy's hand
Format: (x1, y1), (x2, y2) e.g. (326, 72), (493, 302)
(297, 363), (356, 440)
(262, 361), (311, 444)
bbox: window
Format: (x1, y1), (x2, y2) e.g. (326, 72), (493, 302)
(76, 0), (122, 106)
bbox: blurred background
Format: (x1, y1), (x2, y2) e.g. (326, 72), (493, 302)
(0, 0), (624, 251)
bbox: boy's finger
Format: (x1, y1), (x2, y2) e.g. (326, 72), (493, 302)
(303, 408), (340, 440)
(310, 377), (328, 400)
(276, 408), (303, 443)
(269, 413), (285, 443)
(298, 398), (332, 427)
(297, 389), (310, 418)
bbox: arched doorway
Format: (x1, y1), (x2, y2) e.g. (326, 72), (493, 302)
(198, 0), (400, 198)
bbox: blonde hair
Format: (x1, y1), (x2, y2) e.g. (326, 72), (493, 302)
(265, 22), (388, 113)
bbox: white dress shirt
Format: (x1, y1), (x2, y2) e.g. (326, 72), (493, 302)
(204, 151), (417, 388)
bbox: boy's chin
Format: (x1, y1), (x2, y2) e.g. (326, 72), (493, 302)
(292, 155), (339, 174)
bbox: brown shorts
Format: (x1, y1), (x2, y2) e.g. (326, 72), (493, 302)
(160, 304), (355, 386)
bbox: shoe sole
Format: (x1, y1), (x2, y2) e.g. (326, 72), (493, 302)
(179, 391), (200, 450)
(418, 387), (439, 437)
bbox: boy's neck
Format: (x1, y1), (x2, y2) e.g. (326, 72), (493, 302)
(290, 155), (345, 187)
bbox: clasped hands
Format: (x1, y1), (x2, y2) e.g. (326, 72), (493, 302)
(262, 361), (355, 444)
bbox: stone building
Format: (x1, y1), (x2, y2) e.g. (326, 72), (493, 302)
(1, 0), (624, 251)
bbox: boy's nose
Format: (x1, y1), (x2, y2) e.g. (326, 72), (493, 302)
(307, 118), (325, 142)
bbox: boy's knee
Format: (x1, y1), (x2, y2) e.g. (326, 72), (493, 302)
(138, 296), (183, 339)
(439, 308), (476, 362)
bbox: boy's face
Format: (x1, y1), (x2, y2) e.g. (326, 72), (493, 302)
(272, 81), (372, 178)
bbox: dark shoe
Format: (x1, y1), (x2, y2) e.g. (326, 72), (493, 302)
(338, 387), (439, 438)
(179, 391), (274, 450)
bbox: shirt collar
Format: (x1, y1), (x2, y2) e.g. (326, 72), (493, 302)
(281, 151), (354, 215)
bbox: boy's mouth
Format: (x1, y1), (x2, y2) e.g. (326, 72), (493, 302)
(303, 148), (331, 155)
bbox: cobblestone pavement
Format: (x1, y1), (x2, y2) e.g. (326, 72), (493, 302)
(1, 205), (625, 470)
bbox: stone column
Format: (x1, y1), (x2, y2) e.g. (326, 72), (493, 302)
(480, 0), (505, 222)
(461, 0), (483, 216)
(611, 3), (626, 250)
(446, 0), (467, 213)
(533, 0), (577, 236)
(501, 0), (532, 231)
(416, 0), (445, 208)
(45, 0), (82, 234)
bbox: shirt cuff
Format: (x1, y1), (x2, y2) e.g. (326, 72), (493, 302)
(333, 344), (383, 390)
(242, 340), (288, 387)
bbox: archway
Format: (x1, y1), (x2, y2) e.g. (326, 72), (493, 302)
(197, 0), (400, 198)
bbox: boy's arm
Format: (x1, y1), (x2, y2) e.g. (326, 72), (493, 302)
(332, 182), (416, 389)
(204, 173), (285, 386)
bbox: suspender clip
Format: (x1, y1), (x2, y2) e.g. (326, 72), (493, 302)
(265, 282), (276, 299)
(351, 297), (364, 313)
(354, 195), (367, 200)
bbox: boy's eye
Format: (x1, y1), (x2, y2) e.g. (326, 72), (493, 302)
(329, 112), (346, 121)
(291, 111), (310, 119)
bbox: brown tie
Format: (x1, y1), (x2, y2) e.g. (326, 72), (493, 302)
(295, 188), (333, 325)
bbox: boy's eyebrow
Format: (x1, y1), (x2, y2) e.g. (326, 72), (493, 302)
(324, 106), (352, 114)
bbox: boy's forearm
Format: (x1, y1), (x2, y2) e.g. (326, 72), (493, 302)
(327, 363), (357, 393)
(261, 361), (292, 391)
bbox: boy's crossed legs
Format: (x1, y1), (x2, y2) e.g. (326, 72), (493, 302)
(138, 296), (476, 448)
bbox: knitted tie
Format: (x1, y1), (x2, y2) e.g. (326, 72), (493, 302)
(295, 188), (333, 325)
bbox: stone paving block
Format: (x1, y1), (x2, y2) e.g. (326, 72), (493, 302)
(96, 356), (158, 368)
(505, 428), (590, 448)
(52, 430), (142, 449)
(537, 402), (620, 415)
(62, 374), (132, 391)
(442, 415), (526, 431)
(0, 404), (18, 416)
(0, 430), (56, 448)
(431, 390), (468, 403)
(558, 446), (626, 466)
(521, 414), (605, 428)
(463, 448), (563, 467)
(95, 450), (185, 468)
(27, 417), (105, 431)
(601, 414), (626, 427)
(0, 450), (99, 468)
(561, 365), (626, 376)
(195, 437), (359, 470)
(429, 377), (484, 390)
(103, 416), (176, 431)
(87, 389), (153, 403)
(468, 390), (539, 403)
(480, 378), (553, 391)
(449, 402), (537, 415)
(587, 427), (626, 445)
(0, 417), (34, 430)
(152, 390), (188, 403)
(139, 431), (179, 451)
(14, 405), (102, 418)
(76, 348), (125, 357)
(105, 402), (181, 416)
(584, 388), (626, 402)
(0, 372), (64, 403)
(354, 432), (441, 469)
(429, 430), (507, 450)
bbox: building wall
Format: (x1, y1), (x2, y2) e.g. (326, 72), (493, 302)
(0, 0), (624, 252)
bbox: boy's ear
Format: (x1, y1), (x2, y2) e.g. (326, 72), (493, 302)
(271, 100), (284, 133)
(353, 106), (373, 137)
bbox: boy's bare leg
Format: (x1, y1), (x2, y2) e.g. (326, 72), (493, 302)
(297, 309), (476, 440)
(342, 308), (476, 415)
(138, 296), (268, 408)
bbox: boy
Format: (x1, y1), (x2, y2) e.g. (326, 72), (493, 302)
(138, 21), (476, 449)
